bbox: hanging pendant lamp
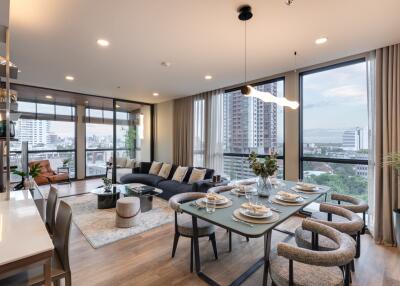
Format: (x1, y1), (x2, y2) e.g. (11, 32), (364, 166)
(238, 5), (299, 110)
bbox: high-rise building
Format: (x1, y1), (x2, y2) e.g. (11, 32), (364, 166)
(223, 83), (279, 179)
(15, 119), (50, 148)
(342, 127), (364, 151)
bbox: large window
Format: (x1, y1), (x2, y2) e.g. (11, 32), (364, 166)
(300, 59), (369, 201)
(223, 78), (285, 179)
(10, 101), (76, 179)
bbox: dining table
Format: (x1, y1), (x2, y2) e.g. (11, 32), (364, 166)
(180, 180), (329, 286)
(0, 190), (54, 286)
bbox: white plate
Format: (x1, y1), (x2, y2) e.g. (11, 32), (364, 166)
(239, 208), (273, 219)
(231, 188), (257, 195)
(295, 185), (319, 192)
(275, 194), (304, 203)
(199, 197), (228, 205)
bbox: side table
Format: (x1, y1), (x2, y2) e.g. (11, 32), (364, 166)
(57, 166), (71, 185)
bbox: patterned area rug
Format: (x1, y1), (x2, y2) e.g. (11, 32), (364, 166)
(61, 194), (174, 249)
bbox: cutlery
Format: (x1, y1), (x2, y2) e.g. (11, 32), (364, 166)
(231, 216), (254, 227)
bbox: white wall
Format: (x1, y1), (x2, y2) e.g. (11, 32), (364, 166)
(155, 100), (174, 163)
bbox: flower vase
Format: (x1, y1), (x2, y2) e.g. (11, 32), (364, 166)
(257, 176), (273, 197)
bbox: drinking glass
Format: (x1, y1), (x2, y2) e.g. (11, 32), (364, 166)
(245, 187), (253, 200)
(206, 199), (216, 213)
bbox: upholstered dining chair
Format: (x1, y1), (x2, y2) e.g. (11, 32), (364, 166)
(169, 192), (218, 272)
(312, 193), (369, 234)
(0, 201), (73, 286)
(270, 219), (356, 286)
(45, 186), (58, 236)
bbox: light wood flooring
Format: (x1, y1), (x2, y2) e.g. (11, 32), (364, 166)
(47, 179), (400, 286)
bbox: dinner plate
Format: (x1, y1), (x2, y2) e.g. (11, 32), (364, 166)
(294, 185), (319, 192)
(200, 197), (229, 205)
(275, 194), (304, 203)
(239, 208), (273, 219)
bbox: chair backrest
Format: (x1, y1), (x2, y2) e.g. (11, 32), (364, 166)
(331, 193), (369, 213)
(278, 219), (356, 267)
(208, 185), (237, 194)
(313, 203), (364, 234)
(168, 192), (207, 212)
(46, 186), (58, 235)
(54, 201), (72, 272)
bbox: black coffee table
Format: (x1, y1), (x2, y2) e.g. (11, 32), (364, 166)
(122, 184), (163, 212)
(90, 186), (122, 209)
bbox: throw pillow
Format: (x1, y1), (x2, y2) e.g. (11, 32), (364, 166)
(125, 158), (136, 168)
(188, 168), (207, 184)
(158, 163), (172, 179)
(172, 166), (188, 183)
(148, 161), (163, 175)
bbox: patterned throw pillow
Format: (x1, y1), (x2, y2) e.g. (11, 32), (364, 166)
(158, 163), (172, 179)
(171, 166), (189, 183)
(188, 168), (207, 184)
(148, 161), (163, 175)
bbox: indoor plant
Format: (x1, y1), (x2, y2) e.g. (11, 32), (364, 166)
(12, 169), (27, 190)
(248, 151), (279, 197)
(62, 158), (71, 168)
(102, 177), (112, 192)
(384, 152), (400, 171)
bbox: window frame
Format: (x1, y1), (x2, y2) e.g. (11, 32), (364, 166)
(298, 57), (368, 179)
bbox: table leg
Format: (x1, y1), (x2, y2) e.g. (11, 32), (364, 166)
(44, 258), (51, 286)
(262, 231), (272, 286)
(192, 216), (201, 273)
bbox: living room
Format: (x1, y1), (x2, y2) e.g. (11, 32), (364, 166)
(0, 1), (399, 286)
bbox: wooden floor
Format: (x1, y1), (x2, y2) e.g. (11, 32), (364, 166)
(48, 179), (400, 286)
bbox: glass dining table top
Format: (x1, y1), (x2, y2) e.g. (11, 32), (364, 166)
(180, 180), (329, 238)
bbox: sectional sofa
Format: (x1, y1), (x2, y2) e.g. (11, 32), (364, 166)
(120, 162), (215, 200)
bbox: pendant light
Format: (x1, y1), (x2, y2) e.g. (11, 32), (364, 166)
(238, 5), (299, 110)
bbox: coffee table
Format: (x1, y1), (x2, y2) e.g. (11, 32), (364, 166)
(122, 183), (163, 212)
(90, 186), (122, 209)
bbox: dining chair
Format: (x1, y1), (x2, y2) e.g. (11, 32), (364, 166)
(0, 201), (73, 286)
(312, 193), (369, 234)
(45, 186), (58, 236)
(270, 219), (356, 286)
(169, 192), (218, 272)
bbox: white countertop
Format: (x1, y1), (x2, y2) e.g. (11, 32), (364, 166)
(0, 190), (54, 267)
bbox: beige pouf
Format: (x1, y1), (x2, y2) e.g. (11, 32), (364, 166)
(115, 197), (140, 228)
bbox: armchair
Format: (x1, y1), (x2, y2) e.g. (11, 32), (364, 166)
(28, 160), (69, 186)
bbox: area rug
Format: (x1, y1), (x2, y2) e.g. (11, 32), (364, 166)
(61, 194), (174, 249)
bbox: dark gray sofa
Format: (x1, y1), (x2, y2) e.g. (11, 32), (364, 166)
(120, 162), (215, 200)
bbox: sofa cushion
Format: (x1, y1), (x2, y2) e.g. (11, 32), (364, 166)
(119, 173), (165, 187)
(149, 161), (163, 175)
(188, 168), (207, 184)
(157, 180), (192, 200)
(158, 163), (172, 179)
(172, 166), (188, 182)
(125, 158), (135, 168)
(139, 162), (152, 174)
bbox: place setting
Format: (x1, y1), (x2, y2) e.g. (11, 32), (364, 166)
(191, 192), (233, 212)
(230, 184), (257, 196)
(269, 190), (306, 206)
(291, 181), (328, 194)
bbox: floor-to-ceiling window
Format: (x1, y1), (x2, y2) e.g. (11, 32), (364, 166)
(10, 101), (76, 180)
(300, 59), (369, 201)
(223, 78), (285, 179)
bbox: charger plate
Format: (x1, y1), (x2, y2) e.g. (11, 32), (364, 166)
(233, 209), (279, 224)
(195, 199), (233, 209)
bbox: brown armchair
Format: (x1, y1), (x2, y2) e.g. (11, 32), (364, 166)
(29, 160), (69, 186)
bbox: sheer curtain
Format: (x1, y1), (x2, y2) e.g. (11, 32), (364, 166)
(193, 90), (224, 174)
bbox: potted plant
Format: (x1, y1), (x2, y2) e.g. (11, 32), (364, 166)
(102, 177), (112, 192)
(12, 169), (27, 190)
(28, 163), (41, 189)
(248, 151), (279, 197)
(62, 158), (71, 168)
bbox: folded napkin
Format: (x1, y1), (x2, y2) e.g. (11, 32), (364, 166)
(277, 191), (300, 199)
(241, 202), (270, 214)
(206, 193), (225, 201)
(296, 182), (316, 190)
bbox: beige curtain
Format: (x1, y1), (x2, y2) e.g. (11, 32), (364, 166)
(374, 44), (400, 245)
(173, 96), (194, 166)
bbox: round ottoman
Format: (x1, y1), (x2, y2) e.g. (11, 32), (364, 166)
(116, 197), (140, 228)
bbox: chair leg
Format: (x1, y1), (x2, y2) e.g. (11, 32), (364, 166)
(210, 233), (218, 260)
(54, 279), (60, 286)
(344, 263), (351, 286)
(65, 272), (72, 286)
(171, 233), (180, 258)
(228, 230), (232, 252)
(350, 259), (355, 272)
(190, 238), (194, 272)
(355, 231), (361, 258)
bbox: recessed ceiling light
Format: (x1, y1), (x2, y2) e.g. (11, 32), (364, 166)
(315, 37), (328, 45)
(65, 75), (74, 81)
(161, 62), (171, 67)
(204, 75), (213, 80)
(116, 104), (120, 108)
(97, 39), (110, 47)
(153, 92), (159, 97)
(84, 100), (88, 104)
(45, 95), (53, 99)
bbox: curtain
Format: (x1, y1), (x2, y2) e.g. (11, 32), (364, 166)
(193, 90), (224, 174)
(374, 44), (400, 245)
(173, 96), (194, 166)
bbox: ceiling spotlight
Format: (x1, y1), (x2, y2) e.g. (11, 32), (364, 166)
(65, 75), (74, 81)
(45, 95), (53, 99)
(97, 39), (110, 47)
(153, 92), (159, 97)
(315, 37), (328, 45)
(285, 0), (294, 6)
(116, 104), (120, 108)
(84, 100), (89, 104)
(204, 75), (213, 80)
(161, 62), (171, 67)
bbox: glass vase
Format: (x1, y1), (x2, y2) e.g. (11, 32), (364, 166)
(257, 176), (273, 197)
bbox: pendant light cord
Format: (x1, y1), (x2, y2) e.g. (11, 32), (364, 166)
(244, 20), (247, 85)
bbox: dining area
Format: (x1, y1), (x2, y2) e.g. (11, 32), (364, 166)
(169, 178), (368, 286)
(0, 187), (72, 286)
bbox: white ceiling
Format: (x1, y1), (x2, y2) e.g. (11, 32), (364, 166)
(6, 0), (400, 103)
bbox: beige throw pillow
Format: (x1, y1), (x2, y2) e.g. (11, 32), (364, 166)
(149, 161), (163, 175)
(158, 163), (172, 179)
(172, 166), (188, 183)
(188, 168), (207, 184)
(125, 158), (136, 168)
